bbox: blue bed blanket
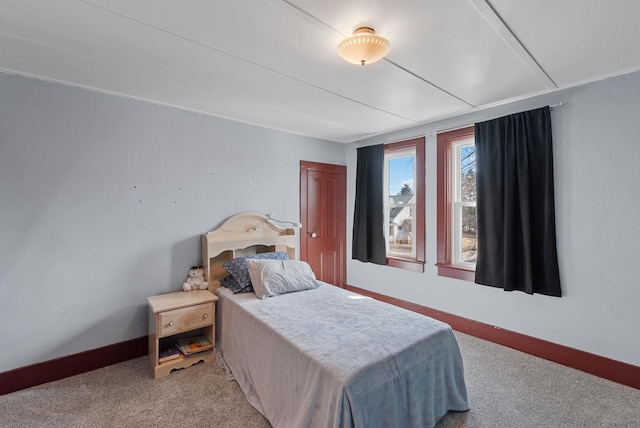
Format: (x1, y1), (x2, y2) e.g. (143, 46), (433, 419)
(216, 284), (469, 428)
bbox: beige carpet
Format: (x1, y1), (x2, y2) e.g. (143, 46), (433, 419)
(2, 332), (639, 427)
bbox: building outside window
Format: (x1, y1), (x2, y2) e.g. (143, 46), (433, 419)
(383, 137), (425, 272)
(385, 150), (417, 258)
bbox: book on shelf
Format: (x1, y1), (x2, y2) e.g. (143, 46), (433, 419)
(176, 336), (213, 355)
(158, 345), (180, 363)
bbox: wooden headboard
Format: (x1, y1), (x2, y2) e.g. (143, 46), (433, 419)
(201, 212), (297, 292)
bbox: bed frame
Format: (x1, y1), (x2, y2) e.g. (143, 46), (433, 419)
(207, 214), (468, 427)
(201, 212), (297, 292)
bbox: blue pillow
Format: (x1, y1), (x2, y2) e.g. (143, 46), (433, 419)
(221, 275), (248, 294)
(222, 251), (289, 292)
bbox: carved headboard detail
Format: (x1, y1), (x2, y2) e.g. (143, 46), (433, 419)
(201, 212), (297, 292)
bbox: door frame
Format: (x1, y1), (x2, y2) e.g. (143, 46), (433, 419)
(300, 160), (347, 287)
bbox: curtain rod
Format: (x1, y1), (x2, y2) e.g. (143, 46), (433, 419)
(353, 102), (568, 146)
(425, 102), (567, 137)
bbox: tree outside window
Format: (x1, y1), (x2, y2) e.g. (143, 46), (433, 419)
(436, 126), (476, 281)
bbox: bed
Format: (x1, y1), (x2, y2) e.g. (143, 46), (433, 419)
(202, 213), (469, 428)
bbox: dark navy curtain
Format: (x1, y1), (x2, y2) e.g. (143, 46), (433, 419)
(475, 106), (561, 296)
(352, 144), (386, 265)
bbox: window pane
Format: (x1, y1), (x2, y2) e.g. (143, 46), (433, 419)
(461, 206), (477, 264)
(460, 146), (476, 202)
(388, 155), (415, 197)
(388, 206), (413, 256)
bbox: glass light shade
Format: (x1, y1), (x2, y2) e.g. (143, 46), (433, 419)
(337, 27), (391, 65)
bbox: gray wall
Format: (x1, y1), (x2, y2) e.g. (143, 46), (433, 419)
(346, 71), (640, 367)
(0, 72), (345, 372)
(2, 68), (639, 374)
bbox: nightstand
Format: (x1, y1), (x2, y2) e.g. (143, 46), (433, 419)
(147, 290), (218, 378)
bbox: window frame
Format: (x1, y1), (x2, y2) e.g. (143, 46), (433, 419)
(436, 126), (475, 281)
(384, 137), (425, 272)
(384, 147), (417, 260)
(451, 138), (477, 269)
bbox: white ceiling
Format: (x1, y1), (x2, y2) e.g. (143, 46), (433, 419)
(1, 0), (639, 143)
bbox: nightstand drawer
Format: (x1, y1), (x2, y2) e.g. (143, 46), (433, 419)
(158, 302), (214, 337)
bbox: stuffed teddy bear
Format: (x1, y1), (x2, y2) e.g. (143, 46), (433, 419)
(182, 266), (209, 291)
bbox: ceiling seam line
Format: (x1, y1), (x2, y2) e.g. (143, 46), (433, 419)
(384, 59), (477, 108)
(279, 0), (340, 31)
(468, 0), (557, 89)
(79, 0), (419, 124)
(0, 31), (359, 130)
(0, 66), (341, 141)
(279, 0), (474, 109)
(0, 30), (230, 96)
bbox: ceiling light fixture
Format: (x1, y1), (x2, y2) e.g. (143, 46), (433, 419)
(337, 27), (391, 66)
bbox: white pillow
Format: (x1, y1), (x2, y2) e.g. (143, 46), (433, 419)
(246, 259), (320, 299)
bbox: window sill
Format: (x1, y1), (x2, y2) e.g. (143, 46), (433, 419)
(436, 264), (475, 281)
(387, 257), (424, 273)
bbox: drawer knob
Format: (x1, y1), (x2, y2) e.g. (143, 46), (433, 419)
(203, 314), (208, 319)
(168, 321), (175, 327)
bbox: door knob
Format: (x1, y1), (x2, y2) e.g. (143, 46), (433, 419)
(311, 232), (317, 238)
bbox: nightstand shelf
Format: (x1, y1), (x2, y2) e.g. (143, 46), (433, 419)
(147, 290), (218, 379)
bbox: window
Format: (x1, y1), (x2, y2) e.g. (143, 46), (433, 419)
(385, 150), (416, 258)
(452, 138), (477, 267)
(437, 127), (476, 281)
(384, 137), (425, 272)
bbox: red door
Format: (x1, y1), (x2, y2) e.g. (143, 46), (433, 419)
(300, 161), (346, 287)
